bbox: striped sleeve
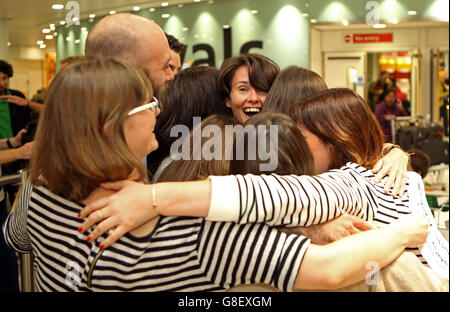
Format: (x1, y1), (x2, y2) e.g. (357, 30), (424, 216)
(208, 170), (375, 227)
(198, 221), (310, 292)
(2, 181), (33, 253)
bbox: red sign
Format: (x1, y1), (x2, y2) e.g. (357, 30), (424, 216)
(345, 33), (393, 44)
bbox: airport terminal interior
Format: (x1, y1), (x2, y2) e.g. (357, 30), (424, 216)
(0, 0), (449, 294)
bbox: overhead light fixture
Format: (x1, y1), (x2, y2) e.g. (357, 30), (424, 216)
(162, 13), (170, 18)
(161, 2), (168, 6)
(7, 42), (11, 47)
(222, 25), (231, 29)
(182, 27), (189, 31)
(310, 19), (317, 23)
(250, 10), (258, 14)
(407, 10), (417, 15)
(66, 36), (72, 41)
(42, 28), (51, 33)
(60, 21), (66, 25)
(342, 19), (349, 26)
(81, 27), (88, 32)
(133, 6), (140, 11)
(390, 17), (399, 24)
(40, 44), (47, 49)
(72, 17), (79, 22)
(54, 32), (58, 36)
(194, 0), (201, 2)
(302, 13), (309, 17)
(89, 14), (96, 19)
(37, 40), (44, 45)
(45, 35), (53, 40)
(178, 4), (183, 7)
(109, 10), (116, 15)
(75, 39), (81, 44)
(52, 4), (64, 10)
(49, 23), (55, 29)
(373, 24), (386, 28)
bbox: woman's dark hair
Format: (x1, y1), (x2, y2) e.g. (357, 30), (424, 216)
(218, 53), (279, 100)
(147, 66), (231, 175)
(0, 60), (13, 77)
(264, 66), (328, 114)
(230, 112), (315, 176)
(157, 114), (238, 182)
(290, 88), (384, 170)
(381, 88), (397, 102)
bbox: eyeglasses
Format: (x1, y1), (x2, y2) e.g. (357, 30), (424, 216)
(127, 97), (159, 116)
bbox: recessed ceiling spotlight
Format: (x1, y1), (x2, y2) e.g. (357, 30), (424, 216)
(162, 13), (170, 18)
(45, 35), (53, 40)
(251, 10), (258, 14)
(37, 40), (44, 45)
(182, 27), (189, 31)
(40, 44), (47, 49)
(407, 10), (417, 15)
(75, 39), (81, 44)
(109, 10), (116, 15)
(161, 2), (168, 6)
(390, 17), (398, 24)
(222, 25), (230, 29)
(194, 0), (201, 2)
(60, 21), (65, 25)
(133, 6), (140, 11)
(42, 28), (51, 33)
(149, 8), (155, 12)
(89, 14), (96, 19)
(310, 19), (317, 23)
(52, 4), (64, 10)
(66, 37), (72, 41)
(342, 19), (349, 26)
(178, 4), (183, 8)
(7, 42), (11, 47)
(373, 23), (386, 28)
(302, 13), (309, 17)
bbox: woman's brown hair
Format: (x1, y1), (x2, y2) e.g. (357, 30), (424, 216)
(230, 112), (315, 176)
(218, 53), (279, 100)
(157, 114), (238, 182)
(263, 66), (328, 114)
(290, 88), (384, 169)
(30, 58), (152, 201)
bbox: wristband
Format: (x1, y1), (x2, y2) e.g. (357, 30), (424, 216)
(27, 100), (31, 107)
(6, 138), (13, 149)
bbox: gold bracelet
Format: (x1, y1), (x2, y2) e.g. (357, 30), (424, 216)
(152, 184), (159, 215)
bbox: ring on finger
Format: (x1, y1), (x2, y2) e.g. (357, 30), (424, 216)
(97, 210), (104, 220)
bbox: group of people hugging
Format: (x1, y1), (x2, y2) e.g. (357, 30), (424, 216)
(2, 13), (448, 292)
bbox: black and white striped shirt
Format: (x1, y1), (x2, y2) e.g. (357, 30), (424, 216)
(208, 162), (426, 263)
(3, 180), (309, 292)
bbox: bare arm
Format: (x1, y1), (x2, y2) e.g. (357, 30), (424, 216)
(294, 213), (428, 289)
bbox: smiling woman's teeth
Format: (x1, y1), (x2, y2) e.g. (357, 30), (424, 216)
(243, 108), (261, 116)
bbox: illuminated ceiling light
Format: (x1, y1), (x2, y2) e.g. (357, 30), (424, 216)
(208, 0), (214, 3)
(251, 10), (258, 14)
(310, 19), (317, 23)
(149, 8), (155, 12)
(373, 23), (386, 28)
(72, 17), (79, 23)
(42, 28), (51, 33)
(45, 35), (53, 40)
(7, 42), (11, 47)
(37, 40), (44, 45)
(161, 2), (168, 6)
(66, 36), (72, 41)
(49, 23), (55, 29)
(40, 44), (47, 48)
(388, 59), (395, 64)
(133, 6), (140, 11)
(407, 10), (417, 15)
(89, 19), (95, 22)
(390, 17), (398, 24)
(342, 19), (349, 26)
(222, 25), (231, 29)
(60, 20), (66, 25)
(178, 4), (183, 7)
(109, 10), (116, 15)
(54, 32), (58, 36)
(194, 0), (201, 2)
(161, 13), (170, 18)
(302, 13), (309, 17)
(75, 39), (81, 44)
(89, 14), (96, 18)
(182, 27), (189, 31)
(52, 4), (64, 10)
(81, 27), (88, 32)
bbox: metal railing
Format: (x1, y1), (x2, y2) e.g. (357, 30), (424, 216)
(1, 169), (34, 292)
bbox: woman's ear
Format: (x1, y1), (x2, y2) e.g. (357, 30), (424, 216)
(225, 98), (232, 108)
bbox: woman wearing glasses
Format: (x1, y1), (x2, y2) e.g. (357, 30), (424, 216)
(3, 58), (429, 292)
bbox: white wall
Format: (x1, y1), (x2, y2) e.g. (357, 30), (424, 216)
(8, 59), (44, 99)
(311, 24), (449, 119)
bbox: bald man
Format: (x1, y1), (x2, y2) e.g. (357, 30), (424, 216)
(85, 13), (174, 98)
